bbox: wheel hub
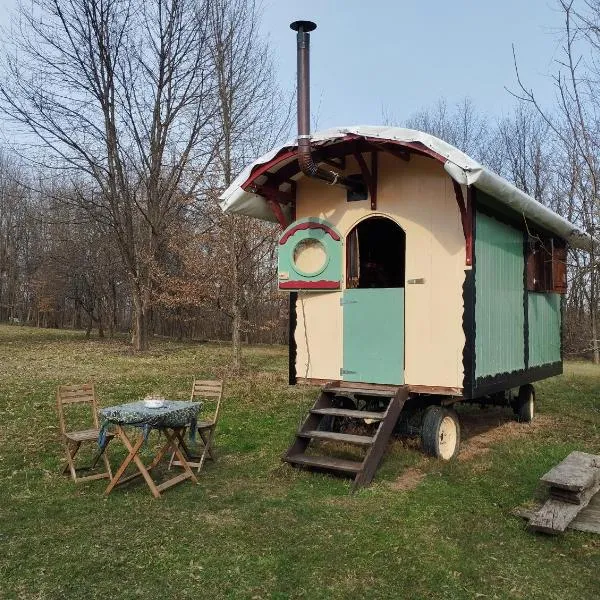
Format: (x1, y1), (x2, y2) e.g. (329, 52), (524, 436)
(438, 416), (458, 460)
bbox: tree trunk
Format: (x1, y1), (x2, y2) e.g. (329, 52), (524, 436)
(131, 284), (149, 351)
(232, 300), (241, 372)
(231, 239), (242, 372)
(590, 248), (599, 364)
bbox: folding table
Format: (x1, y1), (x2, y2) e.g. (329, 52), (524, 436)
(99, 400), (202, 498)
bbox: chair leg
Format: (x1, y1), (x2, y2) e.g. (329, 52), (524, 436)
(64, 438), (114, 482)
(63, 441), (81, 481)
(170, 428), (217, 473)
(197, 427), (216, 474)
(168, 447), (176, 471)
(198, 429), (215, 461)
(101, 445), (113, 480)
(168, 429), (194, 471)
(91, 436), (114, 478)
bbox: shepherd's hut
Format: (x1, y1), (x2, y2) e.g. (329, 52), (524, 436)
(219, 21), (592, 488)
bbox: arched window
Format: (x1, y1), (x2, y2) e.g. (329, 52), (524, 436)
(346, 217), (405, 289)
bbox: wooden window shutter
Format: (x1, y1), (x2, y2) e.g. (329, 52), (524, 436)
(551, 243), (567, 294)
(526, 237), (567, 294)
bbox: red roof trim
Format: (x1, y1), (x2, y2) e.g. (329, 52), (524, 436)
(279, 280), (340, 290)
(279, 221), (341, 245)
(241, 149), (298, 191)
(240, 136), (447, 193)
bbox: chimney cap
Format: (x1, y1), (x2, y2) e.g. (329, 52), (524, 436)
(290, 20), (317, 32)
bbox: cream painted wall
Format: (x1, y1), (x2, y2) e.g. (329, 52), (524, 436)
(293, 153), (466, 389)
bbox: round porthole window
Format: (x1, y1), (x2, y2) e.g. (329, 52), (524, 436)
(292, 238), (328, 276)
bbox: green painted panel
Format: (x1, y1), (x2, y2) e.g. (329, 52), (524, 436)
(475, 212), (525, 378)
(528, 293), (561, 367)
(277, 217), (342, 291)
(342, 288), (404, 385)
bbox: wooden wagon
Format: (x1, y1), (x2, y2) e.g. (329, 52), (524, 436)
(219, 21), (592, 488)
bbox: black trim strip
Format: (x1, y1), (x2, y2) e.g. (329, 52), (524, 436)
(462, 186), (476, 399)
(523, 232), (529, 370)
(560, 294), (565, 362)
(289, 292), (297, 385)
(473, 361), (562, 397)
(462, 268), (475, 398)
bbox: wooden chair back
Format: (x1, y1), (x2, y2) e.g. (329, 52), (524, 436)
(56, 383), (100, 435)
(190, 379), (223, 424)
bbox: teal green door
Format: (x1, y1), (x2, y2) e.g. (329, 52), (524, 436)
(342, 288), (404, 384)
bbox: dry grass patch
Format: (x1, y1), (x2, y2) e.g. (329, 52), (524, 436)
(386, 467), (427, 491)
(458, 410), (559, 462)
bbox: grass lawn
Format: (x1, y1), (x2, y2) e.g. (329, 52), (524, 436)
(0, 324), (599, 599)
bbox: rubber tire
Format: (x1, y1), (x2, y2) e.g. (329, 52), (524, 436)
(421, 406), (461, 460)
(515, 384), (535, 423)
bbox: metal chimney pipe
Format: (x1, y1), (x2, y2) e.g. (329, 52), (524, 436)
(290, 20), (363, 193)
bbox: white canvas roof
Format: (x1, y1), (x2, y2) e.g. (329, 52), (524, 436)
(219, 126), (593, 251)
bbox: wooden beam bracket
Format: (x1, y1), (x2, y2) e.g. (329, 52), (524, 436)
(353, 151), (378, 210)
(453, 180), (473, 266)
(254, 184), (295, 230)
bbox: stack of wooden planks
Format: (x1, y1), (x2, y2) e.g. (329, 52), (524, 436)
(520, 451), (600, 535)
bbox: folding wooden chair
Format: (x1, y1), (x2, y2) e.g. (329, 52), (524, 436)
(170, 379), (223, 474)
(56, 383), (114, 483)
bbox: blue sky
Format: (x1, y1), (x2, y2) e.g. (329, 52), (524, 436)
(260, 0), (564, 128)
(0, 0), (564, 134)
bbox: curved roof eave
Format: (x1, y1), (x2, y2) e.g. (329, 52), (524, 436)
(219, 126), (594, 251)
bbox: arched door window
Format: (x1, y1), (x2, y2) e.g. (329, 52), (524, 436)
(346, 217), (405, 289)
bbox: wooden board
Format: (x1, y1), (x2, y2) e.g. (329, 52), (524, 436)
(298, 430), (375, 446)
(570, 492), (600, 534)
(310, 407), (385, 421)
(549, 486), (583, 505)
(528, 479), (600, 534)
(540, 451), (600, 493)
(515, 491), (600, 535)
(284, 453), (362, 473)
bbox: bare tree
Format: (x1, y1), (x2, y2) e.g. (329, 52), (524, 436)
(492, 105), (553, 202)
(0, 0), (217, 350)
(0, 151), (31, 322)
(202, 0), (290, 371)
(405, 98), (491, 163)
(511, 0), (600, 362)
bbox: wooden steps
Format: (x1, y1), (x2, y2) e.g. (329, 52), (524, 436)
(283, 385), (408, 489)
(297, 430), (375, 446)
(285, 454), (363, 474)
(310, 407), (385, 421)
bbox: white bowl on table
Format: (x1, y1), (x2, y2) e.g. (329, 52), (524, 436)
(144, 398), (166, 409)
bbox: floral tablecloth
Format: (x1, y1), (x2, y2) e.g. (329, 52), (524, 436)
(98, 400), (202, 447)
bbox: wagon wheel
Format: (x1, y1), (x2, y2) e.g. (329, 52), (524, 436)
(513, 384), (535, 423)
(421, 406), (460, 460)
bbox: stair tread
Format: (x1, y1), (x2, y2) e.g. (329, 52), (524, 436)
(311, 408), (385, 420)
(324, 386), (397, 397)
(298, 430), (375, 445)
(284, 453), (363, 473)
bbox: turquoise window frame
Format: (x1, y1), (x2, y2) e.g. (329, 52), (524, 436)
(278, 217), (342, 291)
(290, 237), (330, 278)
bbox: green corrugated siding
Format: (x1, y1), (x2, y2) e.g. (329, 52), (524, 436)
(475, 212), (525, 378)
(528, 293), (561, 367)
